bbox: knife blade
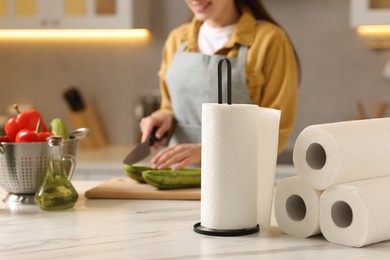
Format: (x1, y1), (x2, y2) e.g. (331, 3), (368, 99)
(123, 128), (167, 165)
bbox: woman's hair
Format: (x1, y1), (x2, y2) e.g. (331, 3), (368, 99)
(235, 0), (279, 24)
(235, 0), (302, 82)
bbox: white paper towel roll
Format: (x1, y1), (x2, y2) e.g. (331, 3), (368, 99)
(201, 104), (259, 230)
(293, 118), (390, 190)
(274, 176), (322, 238)
(200, 104), (280, 231)
(257, 107), (281, 229)
(319, 176), (390, 247)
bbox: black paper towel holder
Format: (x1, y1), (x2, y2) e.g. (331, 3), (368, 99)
(193, 58), (260, 236)
(193, 223), (259, 237)
(217, 58), (232, 105)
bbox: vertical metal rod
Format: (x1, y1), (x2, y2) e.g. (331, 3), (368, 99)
(217, 59), (223, 104)
(226, 59), (232, 105)
(217, 58), (232, 105)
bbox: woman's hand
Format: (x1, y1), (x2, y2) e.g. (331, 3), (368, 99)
(151, 143), (201, 170)
(140, 113), (173, 148)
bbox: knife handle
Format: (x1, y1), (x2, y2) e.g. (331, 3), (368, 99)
(149, 127), (168, 146)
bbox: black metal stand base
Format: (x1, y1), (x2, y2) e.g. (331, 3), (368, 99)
(193, 222), (259, 237)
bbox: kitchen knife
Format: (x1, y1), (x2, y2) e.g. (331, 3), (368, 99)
(63, 87), (85, 111)
(123, 128), (167, 165)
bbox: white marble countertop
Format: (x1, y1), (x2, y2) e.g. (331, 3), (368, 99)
(1, 181), (390, 259)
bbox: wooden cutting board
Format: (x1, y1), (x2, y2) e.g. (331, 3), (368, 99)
(84, 178), (200, 200)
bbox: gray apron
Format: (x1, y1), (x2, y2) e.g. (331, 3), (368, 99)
(165, 44), (251, 145)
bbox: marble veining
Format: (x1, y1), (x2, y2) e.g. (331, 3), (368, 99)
(0, 181), (390, 260)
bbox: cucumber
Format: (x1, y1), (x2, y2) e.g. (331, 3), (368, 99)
(50, 118), (70, 140)
(123, 164), (153, 183)
(142, 168), (201, 189)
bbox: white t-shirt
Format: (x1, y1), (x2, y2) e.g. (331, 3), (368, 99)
(198, 22), (236, 55)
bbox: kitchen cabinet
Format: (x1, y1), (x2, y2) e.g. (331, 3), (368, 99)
(0, 0), (149, 29)
(351, 0), (390, 27)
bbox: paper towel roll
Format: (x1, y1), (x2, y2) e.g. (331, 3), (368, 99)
(274, 176), (322, 238)
(293, 118), (390, 190)
(201, 103), (259, 230)
(319, 176), (390, 247)
(257, 107), (281, 229)
(200, 104), (280, 231)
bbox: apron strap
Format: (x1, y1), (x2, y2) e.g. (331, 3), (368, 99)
(177, 43), (188, 53)
(237, 45), (248, 66)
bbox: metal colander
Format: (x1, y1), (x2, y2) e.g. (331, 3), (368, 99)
(0, 142), (48, 194)
(0, 128), (88, 196)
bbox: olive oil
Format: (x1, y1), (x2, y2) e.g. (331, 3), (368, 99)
(35, 136), (78, 210)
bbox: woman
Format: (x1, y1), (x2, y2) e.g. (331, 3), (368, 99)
(140, 0), (300, 170)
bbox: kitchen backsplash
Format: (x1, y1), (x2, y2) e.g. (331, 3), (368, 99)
(0, 0), (389, 151)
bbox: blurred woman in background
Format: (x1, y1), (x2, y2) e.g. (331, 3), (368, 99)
(140, 0), (300, 170)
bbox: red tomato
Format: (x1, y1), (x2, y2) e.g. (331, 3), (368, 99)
(15, 129), (38, 143)
(37, 132), (53, 142)
(4, 117), (21, 142)
(0, 136), (11, 142)
(16, 109), (48, 132)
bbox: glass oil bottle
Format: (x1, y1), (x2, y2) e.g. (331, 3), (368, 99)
(35, 136), (78, 210)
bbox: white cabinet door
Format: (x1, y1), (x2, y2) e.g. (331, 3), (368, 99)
(351, 0), (390, 27)
(50, 0), (131, 29)
(0, 0), (48, 28)
(0, 0), (149, 29)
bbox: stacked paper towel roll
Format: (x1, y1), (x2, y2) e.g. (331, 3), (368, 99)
(275, 118), (390, 247)
(200, 103), (280, 232)
(320, 176), (390, 247)
(274, 176), (322, 238)
(293, 118), (390, 190)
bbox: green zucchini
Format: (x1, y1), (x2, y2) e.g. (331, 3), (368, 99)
(142, 168), (201, 189)
(123, 164), (153, 183)
(50, 118), (70, 140)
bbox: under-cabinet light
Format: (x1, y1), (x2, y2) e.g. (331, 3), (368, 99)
(357, 25), (390, 35)
(0, 29), (150, 39)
